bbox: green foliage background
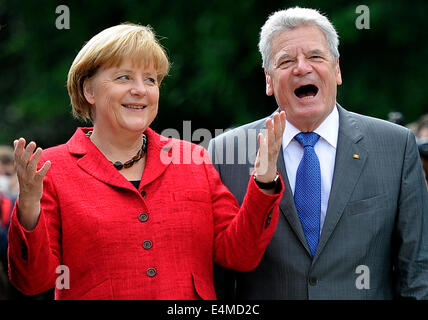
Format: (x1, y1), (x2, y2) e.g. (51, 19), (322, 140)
(0, 0), (427, 148)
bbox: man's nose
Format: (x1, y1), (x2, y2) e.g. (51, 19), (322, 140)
(292, 57), (312, 76)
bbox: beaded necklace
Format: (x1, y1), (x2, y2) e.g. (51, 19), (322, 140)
(86, 131), (148, 170)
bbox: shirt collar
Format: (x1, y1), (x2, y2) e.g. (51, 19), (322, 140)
(282, 104), (339, 149)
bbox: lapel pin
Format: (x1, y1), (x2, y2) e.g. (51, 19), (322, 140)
(353, 154), (360, 159)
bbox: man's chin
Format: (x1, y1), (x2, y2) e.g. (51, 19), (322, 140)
(287, 106), (330, 131)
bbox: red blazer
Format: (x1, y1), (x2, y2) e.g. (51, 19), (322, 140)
(1, 194), (12, 227)
(8, 127), (282, 299)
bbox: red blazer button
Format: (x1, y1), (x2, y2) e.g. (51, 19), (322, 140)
(147, 268), (157, 277)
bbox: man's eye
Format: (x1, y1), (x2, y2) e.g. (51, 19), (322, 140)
(310, 56), (323, 60)
(278, 60), (292, 67)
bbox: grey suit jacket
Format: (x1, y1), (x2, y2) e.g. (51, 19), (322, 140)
(208, 104), (428, 299)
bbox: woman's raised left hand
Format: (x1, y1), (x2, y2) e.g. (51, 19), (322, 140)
(254, 111), (286, 192)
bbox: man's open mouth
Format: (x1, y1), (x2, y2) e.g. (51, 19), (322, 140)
(294, 84), (319, 99)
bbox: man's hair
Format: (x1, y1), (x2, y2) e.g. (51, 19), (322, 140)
(67, 23), (169, 122)
(258, 7), (340, 71)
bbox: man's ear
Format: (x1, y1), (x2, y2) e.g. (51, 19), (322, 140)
(335, 58), (342, 85)
(83, 78), (95, 104)
(265, 70), (273, 96)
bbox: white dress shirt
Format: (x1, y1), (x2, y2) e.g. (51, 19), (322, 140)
(282, 106), (339, 234)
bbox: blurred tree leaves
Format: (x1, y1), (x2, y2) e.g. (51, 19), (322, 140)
(0, 0), (427, 148)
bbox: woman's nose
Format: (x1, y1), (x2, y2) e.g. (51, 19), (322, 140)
(130, 81), (147, 96)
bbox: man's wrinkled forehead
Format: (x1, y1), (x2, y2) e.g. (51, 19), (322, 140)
(270, 26), (333, 63)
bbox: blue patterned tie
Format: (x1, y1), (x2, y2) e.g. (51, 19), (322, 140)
(294, 132), (321, 257)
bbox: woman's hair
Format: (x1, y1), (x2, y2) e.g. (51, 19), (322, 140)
(258, 7), (339, 72)
(67, 23), (170, 122)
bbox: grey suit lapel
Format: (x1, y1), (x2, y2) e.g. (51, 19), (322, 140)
(314, 105), (367, 261)
(263, 105), (368, 260)
(261, 109), (312, 255)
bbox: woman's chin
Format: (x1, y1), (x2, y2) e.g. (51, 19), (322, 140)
(122, 120), (152, 133)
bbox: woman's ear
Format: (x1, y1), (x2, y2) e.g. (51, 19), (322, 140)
(83, 78), (95, 105)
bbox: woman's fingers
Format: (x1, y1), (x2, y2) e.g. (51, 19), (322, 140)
(14, 138), (50, 182)
(255, 111), (286, 180)
(21, 141), (37, 166)
(36, 160), (51, 182)
(14, 138), (26, 162)
(267, 117), (275, 152)
(256, 125), (273, 177)
(265, 111), (286, 155)
(14, 138), (37, 170)
(271, 111), (286, 147)
(258, 131), (267, 159)
(12, 138), (49, 230)
(276, 111), (286, 140)
(254, 111), (286, 183)
(28, 147), (43, 171)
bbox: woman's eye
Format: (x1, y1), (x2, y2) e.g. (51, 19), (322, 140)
(145, 77), (157, 84)
(117, 75), (130, 80)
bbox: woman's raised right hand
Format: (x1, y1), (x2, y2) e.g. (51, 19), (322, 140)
(14, 138), (51, 230)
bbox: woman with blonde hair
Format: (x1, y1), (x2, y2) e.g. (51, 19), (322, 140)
(8, 23), (286, 299)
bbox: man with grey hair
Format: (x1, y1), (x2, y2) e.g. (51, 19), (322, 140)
(208, 7), (428, 299)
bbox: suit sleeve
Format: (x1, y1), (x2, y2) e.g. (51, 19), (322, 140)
(394, 130), (428, 299)
(202, 147), (284, 272)
(8, 162), (61, 296)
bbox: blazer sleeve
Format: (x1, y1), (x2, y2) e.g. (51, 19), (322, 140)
(8, 162), (61, 296)
(394, 129), (428, 299)
(202, 148), (284, 272)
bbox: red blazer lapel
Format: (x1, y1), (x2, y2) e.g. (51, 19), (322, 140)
(66, 127), (175, 190)
(140, 128), (175, 188)
(67, 127), (133, 190)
